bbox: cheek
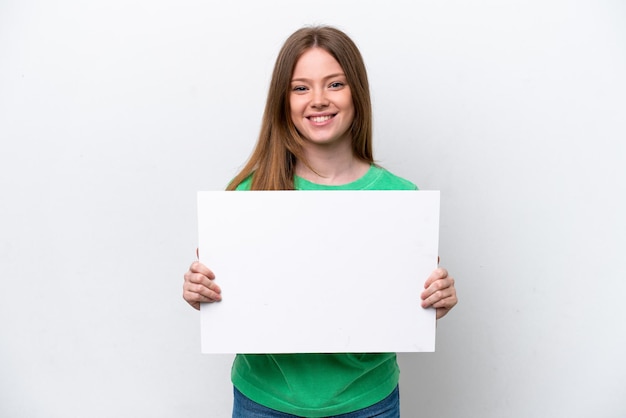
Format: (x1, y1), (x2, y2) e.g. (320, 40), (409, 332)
(289, 106), (299, 124)
(343, 101), (356, 124)
(291, 97), (311, 123)
(340, 93), (355, 119)
(288, 97), (295, 114)
(289, 97), (303, 116)
(289, 108), (303, 131)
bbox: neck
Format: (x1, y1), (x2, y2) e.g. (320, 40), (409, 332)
(295, 143), (370, 185)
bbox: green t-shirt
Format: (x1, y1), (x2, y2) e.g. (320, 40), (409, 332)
(231, 165), (417, 417)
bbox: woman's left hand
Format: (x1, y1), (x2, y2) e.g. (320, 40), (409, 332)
(421, 267), (457, 320)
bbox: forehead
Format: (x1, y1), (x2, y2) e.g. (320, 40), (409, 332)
(292, 47), (344, 78)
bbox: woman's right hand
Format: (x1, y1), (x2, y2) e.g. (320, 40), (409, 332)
(183, 261), (222, 310)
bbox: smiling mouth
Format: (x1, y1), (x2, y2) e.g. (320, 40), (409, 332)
(309, 115), (334, 123)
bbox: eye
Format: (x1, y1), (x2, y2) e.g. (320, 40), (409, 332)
(292, 85), (308, 92)
(329, 82), (345, 89)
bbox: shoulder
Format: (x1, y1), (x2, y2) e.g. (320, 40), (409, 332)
(366, 166), (418, 190)
(233, 175), (253, 191)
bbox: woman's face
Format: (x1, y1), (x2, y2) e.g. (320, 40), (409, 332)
(289, 47), (355, 149)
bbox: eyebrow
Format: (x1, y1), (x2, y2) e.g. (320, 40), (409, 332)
(291, 73), (346, 83)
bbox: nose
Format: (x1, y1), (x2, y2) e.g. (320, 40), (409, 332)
(311, 88), (329, 108)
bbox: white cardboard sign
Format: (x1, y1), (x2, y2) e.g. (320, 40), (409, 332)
(197, 190), (440, 354)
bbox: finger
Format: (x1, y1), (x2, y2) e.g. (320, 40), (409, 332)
(183, 287), (222, 303)
(421, 286), (456, 309)
(435, 292), (458, 318)
(421, 276), (454, 300)
(430, 292), (458, 309)
(184, 271), (221, 294)
(423, 267), (448, 289)
(183, 282), (222, 303)
(189, 261), (216, 280)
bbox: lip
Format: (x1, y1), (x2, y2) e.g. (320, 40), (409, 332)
(307, 113), (336, 124)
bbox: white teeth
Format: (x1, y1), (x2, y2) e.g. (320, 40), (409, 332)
(310, 115), (332, 123)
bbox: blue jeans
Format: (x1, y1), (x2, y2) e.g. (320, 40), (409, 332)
(232, 385), (400, 418)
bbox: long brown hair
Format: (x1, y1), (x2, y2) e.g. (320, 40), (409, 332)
(226, 25), (374, 190)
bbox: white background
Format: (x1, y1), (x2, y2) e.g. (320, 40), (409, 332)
(1, 1), (624, 417)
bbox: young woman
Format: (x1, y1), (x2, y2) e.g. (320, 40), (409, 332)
(183, 25), (458, 418)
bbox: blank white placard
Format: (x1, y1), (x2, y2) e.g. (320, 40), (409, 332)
(198, 190), (439, 354)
